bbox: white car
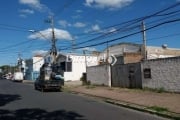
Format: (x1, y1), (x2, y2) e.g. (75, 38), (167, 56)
(13, 72), (23, 82)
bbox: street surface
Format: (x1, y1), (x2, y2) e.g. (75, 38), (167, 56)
(0, 79), (169, 120)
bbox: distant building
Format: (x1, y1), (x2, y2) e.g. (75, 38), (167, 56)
(146, 46), (180, 59)
(99, 42), (180, 64)
(25, 55), (44, 81)
(56, 53), (98, 81)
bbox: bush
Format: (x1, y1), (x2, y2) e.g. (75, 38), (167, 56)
(80, 73), (91, 85)
(143, 87), (166, 93)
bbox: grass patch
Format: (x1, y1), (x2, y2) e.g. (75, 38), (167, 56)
(147, 106), (169, 113)
(143, 87), (166, 93)
(85, 85), (96, 89)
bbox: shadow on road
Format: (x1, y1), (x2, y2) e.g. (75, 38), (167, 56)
(0, 108), (86, 120)
(0, 94), (21, 106)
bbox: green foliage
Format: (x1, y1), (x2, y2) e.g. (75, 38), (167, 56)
(80, 73), (91, 85)
(86, 84), (96, 89)
(147, 106), (168, 113)
(157, 87), (165, 93)
(143, 87), (166, 93)
(0, 65), (18, 74)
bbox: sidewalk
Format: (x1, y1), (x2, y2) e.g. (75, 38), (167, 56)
(64, 82), (180, 119)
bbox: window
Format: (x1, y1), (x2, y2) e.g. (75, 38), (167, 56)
(143, 68), (151, 78)
(60, 62), (65, 71)
(60, 62), (72, 72)
(66, 62), (72, 72)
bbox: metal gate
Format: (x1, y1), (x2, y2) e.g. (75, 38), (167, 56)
(111, 63), (142, 88)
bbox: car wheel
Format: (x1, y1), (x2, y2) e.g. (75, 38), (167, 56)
(59, 87), (62, 92)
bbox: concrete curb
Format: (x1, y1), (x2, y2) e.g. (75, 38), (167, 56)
(23, 80), (34, 84)
(68, 90), (180, 120)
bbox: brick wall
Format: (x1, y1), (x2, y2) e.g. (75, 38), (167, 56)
(142, 57), (180, 92)
(123, 52), (143, 64)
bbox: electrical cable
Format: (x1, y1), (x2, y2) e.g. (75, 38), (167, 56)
(59, 18), (180, 51)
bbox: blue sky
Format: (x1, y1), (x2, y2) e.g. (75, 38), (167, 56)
(0, 0), (179, 66)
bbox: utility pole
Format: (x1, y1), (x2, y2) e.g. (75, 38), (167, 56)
(47, 16), (57, 64)
(141, 21), (147, 60)
(71, 39), (76, 53)
(83, 50), (87, 73)
(18, 53), (22, 72)
(106, 40), (109, 64)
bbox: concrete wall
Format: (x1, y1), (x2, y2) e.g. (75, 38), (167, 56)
(87, 64), (111, 86)
(142, 57), (180, 92)
(33, 57), (44, 71)
(111, 62), (142, 88)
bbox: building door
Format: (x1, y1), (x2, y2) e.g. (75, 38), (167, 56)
(128, 66), (135, 88)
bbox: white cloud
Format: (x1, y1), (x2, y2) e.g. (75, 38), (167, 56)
(82, 47), (97, 51)
(28, 28), (73, 40)
(85, 0), (134, 10)
(58, 20), (71, 28)
(92, 24), (100, 31)
(32, 50), (48, 56)
(19, 9), (34, 18)
(19, 0), (51, 13)
(76, 10), (83, 13)
(84, 24), (101, 33)
(58, 20), (86, 28)
(19, 14), (27, 18)
(19, 0), (42, 9)
(73, 22), (86, 28)
(19, 9), (34, 14)
(72, 15), (82, 19)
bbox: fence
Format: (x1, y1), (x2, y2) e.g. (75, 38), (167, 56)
(86, 56), (180, 92)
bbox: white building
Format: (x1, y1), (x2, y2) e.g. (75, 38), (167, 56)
(146, 46), (180, 59)
(56, 53), (98, 81)
(25, 55), (44, 81)
(99, 42), (180, 64)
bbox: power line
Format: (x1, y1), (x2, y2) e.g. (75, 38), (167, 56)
(71, 2), (180, 38)
(133, 32), (180, 43)
(60, 18), (180, 51)
(0, 40), (33, 52)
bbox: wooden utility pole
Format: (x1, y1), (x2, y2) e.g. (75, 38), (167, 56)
(141, 21), (147, 60)
(18, 53), (22, 72)
(48, 16), (57, 64)
(83, 50), (87, 73)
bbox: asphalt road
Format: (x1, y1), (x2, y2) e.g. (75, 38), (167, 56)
(0, 79), (169, 120)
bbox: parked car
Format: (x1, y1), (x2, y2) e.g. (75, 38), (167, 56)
(34, 74), (64, 92)
(12, 72), (23, 82)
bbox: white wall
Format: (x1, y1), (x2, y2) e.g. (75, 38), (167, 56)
(33, 57), (44, 72)
(64, 55), (98, 81)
